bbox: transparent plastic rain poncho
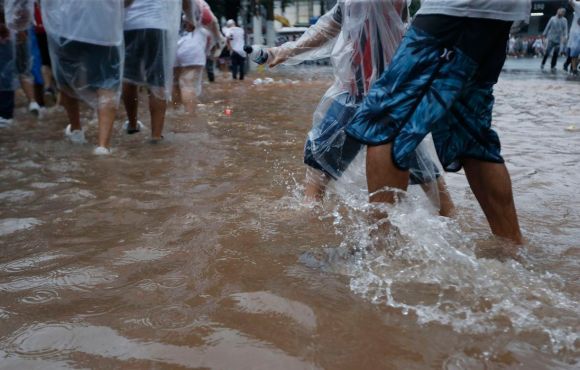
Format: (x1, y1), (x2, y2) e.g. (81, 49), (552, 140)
(568, 1), (580, 50)
(0, 38), (16, 91)
(271, 0), (442, 193)
(185, 0), (224, 53)
(4, 0), (33, 31)
(41, 0), (125, 108)
(123, 0), (181, 100)
(1, 0), (34, 91)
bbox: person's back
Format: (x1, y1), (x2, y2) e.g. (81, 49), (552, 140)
(227, 25), (245, 56)
(41, 0), (127, 154)
(121, 0), (181, 139)
(568, 1), (580, 48)
(225, 20), (246, 80)
(330, 0), (406, 98)
(42, 0), (123, 46)
(124, 0), (167, 31)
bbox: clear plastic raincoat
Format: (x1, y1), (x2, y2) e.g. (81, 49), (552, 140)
(123, 0), (181, 100)
(185, 0), (224, 55)
(4, 0), (33, 31)
(41, 0), (125, 107)
(270, 0), (441, 186)
(1, 0), (34, 91)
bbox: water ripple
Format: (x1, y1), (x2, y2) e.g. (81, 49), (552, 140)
(142, 304), (196, 330)
(19, 289), (60, 305)
(4, 323), (76, 359)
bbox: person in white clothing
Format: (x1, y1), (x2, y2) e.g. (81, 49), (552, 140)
(224, 19), (246, 80)
(41, 0), (132, 154)
(541, 8), (568, 70)
(121, 0), (181, 142)
(347, 0), (531, 246)
(174, 19), (210, 114)
(567, 0), (580, 74)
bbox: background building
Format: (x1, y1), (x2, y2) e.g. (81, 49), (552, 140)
(524, 0), (573, 35)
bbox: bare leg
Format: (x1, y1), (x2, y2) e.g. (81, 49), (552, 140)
(60, 91), (81, 131)
(41, 66), (54, 90)
(96, 89), (118, 148)
(149, 91), (167, 141)
(122, 82), (139, 130)
(179, 67), (200, 115)
(304, 167), (330, 203)
(462, 158), (523, 244)
(436, 177), (456, 217)
(421, 176), (456, 217)
(172, 67), (181, 108)
(19, 75), (36, 104)
(366, 144), (410, 203)
(365, 143), (410, 242)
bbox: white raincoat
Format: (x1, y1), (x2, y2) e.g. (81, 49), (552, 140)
(123, 0), (181, 100)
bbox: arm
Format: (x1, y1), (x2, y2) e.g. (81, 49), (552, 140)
(184, 0), (222, 44)
(543, 17), (552, 37)
(267, 5), (342, 67)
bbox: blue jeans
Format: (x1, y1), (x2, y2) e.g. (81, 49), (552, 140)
(542, 40), (560, 68)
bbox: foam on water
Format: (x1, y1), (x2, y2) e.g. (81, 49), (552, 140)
(0, 218), (43, 237)
(0, 190), (35, 202)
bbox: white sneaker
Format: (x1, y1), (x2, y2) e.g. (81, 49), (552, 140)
(0, 117), (13, 128)
(93, 146), (111, 155)
(64, 124), (87, 144)
(28, 102), (41, 116)
(122, 120), (145, 134)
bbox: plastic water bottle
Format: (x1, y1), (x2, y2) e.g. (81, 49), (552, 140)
(244, 45), (271, 65)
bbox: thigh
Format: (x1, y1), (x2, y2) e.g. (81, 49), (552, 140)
(84, 43), (121, 90)
(123, 30), (142, 81)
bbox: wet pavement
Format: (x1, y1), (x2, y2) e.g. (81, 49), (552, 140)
(0, 59), (579, 369)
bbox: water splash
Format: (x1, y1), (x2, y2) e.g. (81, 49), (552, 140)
(284, 151), (579, 355)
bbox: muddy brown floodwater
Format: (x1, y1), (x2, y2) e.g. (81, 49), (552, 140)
(0, 65), (579, 369)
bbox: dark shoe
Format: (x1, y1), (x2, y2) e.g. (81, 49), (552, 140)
(123, 120), (144, 134)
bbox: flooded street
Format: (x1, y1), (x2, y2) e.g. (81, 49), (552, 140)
(0, 62), (579, 369)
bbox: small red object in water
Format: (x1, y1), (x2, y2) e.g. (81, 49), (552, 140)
(224, 108), (233, 116)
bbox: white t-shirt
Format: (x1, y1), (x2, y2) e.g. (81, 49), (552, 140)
(417, 0), (531, 22)
(225, 26), (246, 56)
(42, 0), (124, 46)
(124, 0), (181, 31)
